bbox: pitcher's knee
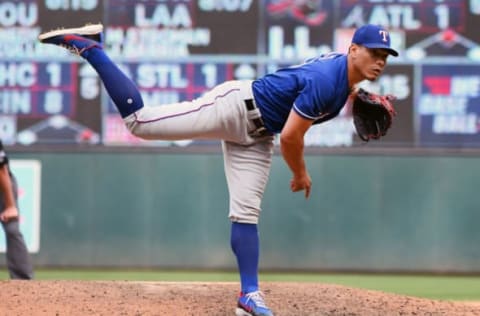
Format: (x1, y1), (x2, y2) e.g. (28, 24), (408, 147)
(123, 119), (153, 140)
(228, 203), (261, 224)
(126, 123), (147, 139)
(229, 213), (259, 224)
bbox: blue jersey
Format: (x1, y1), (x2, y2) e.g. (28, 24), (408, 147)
(252, 53), (350, 133)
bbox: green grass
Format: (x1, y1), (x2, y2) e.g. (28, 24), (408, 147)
(1, 269), (479, 301)
(264, 273), (480, 301)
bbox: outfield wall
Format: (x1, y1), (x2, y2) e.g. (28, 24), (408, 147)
(2, 150), (479, 273)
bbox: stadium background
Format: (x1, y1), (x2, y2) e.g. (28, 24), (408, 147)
(1, 0), (480, 279)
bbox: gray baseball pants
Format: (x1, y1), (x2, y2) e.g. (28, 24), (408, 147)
(123, 80), (275, 224)
(2, 220), (34, 279)
(1, 175), (34, 280)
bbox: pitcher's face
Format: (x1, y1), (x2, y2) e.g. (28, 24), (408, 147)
(350, 44), (389, 81)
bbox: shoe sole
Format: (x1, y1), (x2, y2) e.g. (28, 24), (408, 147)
(235, 307), (254, 316)
(38, 24), (103, 41)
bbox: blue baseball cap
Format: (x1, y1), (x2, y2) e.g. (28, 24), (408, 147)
(352, 24), (399, 57)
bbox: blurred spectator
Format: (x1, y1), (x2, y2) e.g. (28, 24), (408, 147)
(0, 140), (34, 280)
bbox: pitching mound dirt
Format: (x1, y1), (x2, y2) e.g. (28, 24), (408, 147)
(1, 280), (479, 315)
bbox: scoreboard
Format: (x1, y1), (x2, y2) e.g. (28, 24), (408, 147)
(2, 0), (480, 149)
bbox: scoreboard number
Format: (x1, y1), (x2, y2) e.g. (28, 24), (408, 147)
(198, 0), (253, 12)
(45, 0), (98, 11)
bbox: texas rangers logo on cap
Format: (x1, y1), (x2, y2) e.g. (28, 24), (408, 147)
(379, 30), (389, 42)
(352, 24), (399, 57)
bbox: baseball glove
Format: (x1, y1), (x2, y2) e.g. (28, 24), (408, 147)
(352, 88), (397, 141)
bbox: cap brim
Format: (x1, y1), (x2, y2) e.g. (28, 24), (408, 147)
(363, 43), (399, 57)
